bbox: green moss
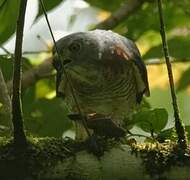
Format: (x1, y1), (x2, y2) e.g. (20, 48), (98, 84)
(0, 136), (120, 179)
(1, 136), (190, 179)
(0, 137), (75, 179)
(131, 141), (190, 178)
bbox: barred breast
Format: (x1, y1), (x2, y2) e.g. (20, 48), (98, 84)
(63, 62), (137, 124)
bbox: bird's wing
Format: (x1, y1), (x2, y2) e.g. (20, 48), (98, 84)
(114, 37), (150, 103)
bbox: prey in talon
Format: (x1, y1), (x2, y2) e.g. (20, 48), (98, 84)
(52, 30), (150, 153)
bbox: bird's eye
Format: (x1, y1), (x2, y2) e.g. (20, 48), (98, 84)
(68, 42), (81, 52)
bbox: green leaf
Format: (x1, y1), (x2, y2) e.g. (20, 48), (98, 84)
(177, 67), (190, 91)
(0, 0), (20, 44)
(37, 0), (63, 19)
(122, 2), (158, 40)
(0, 55), (32, 81)
(0, 55), (13, 81)
(120, 1), (190, 40)
(143, 36), (190, 59)
(133, 108), (168, 134)
(23, 86), (71, 137)
(173, 0), (190, 15)
(35, 78), (55, 99)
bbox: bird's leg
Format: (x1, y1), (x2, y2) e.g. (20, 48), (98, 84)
(86, 133), (104, 157)
(68, 113), (103, 156)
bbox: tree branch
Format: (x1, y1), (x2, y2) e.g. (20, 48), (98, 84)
(95, 0), (146, 30)
(12, 0), (28, 146)
(157, 0), (187, 149)
(1, 139), (190, 179)
(8, 57), (53, 95)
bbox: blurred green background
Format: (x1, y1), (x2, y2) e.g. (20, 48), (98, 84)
(0, 0), (190, 138)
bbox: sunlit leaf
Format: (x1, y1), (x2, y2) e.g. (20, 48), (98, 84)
(0, 0), (20, 44)
(132, 108), (168, 134)
(35, 78), (55, 99)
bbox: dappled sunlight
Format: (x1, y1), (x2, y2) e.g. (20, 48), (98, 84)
(45, 91), (56, 99)
(137, 31), (162, 56)
(97, 10), (111, 21)
(147, 63), (190, 89)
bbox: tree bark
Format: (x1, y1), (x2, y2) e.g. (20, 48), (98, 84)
(41, 145), (190, 180)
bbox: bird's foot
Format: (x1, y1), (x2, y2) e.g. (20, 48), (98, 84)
(86, 134), (104, 157)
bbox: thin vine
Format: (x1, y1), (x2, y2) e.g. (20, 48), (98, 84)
(12, 0), (28, 147)
(157, 0), (187, 149)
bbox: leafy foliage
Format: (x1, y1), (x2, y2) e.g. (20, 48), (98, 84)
(0, 0), (64, 44)
(118, 1), (190, 40)
(0, 55), (13, 81)
(24, 97), (71, 137)
(0, 0), (190, 141)
(0, 0), (20, 44)
(0, 55), (32, 81)
(22, 78), (72, 137)
(132, 108), (168, 134)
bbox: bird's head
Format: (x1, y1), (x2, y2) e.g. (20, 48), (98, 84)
(52, 30), (149, 99)
(52, 32), (106, 86)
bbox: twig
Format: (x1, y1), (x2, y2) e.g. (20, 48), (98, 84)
(157, 0), (187, 149)
(0, 45), (12, 55)
(12, 0), (28, 146)
(0, 67), (12, 125)
(0, 46), (51, 55)
(95, 0), (145, 30)
(7, 57), (54, 94)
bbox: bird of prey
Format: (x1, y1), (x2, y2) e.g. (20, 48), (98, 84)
(52, 30), (150, 140)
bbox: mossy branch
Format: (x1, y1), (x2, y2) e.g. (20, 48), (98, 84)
(0, 138), (190, 179)
(12, 0), (28, 146)
(157, 0), (187, 149)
